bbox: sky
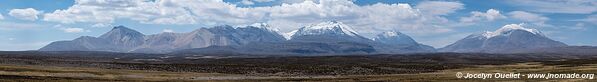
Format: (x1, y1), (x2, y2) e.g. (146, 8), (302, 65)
(0, 0), (595, 51)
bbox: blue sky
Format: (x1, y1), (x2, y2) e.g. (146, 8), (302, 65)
(0, 0), (595, 51)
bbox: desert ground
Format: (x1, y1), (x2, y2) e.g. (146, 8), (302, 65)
(0, 51), (596, 82)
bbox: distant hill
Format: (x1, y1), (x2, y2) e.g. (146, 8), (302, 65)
(510, 46), (597, 55)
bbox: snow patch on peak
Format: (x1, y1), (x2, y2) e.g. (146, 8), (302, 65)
(249, 22), (268, 28)
(239, 22), (280, 32)
(295, 21), (359, 36)
(100, 26), (144, 38)
(482, 24), (543, 38)
(379, 31), (402, 37)
(496, 24), (540, 34)
(283, 30), (297, 40)
(373, 31), (418, 46)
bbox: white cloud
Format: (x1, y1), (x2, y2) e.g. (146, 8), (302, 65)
(43, 0), (462, 37)
(44, 0), (159, 23)
(162, 29), (174, 32)
(239, 0), (276, 5)
(262, 0), (309, 5)
(507, 11), (549, 26)
(8, 38), (15, 41)
(506, 0), (596, 14)
(574, 15), (597, 25)
(570, 23), (587, 30)
(0, 22), (45, 30)
(91, 23), (112, 28)
(240, 0), (255, 5)
(254, 0), (275, 2)
(460, 9), (506, 23)
(62, 27), (87, 33)
(0, 14), (4, 20)
(53, 24), (90, 33)
(415, 1), (464, 16)
(8, 8), (41, 21)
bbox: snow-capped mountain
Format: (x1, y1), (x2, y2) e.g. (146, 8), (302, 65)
(374, 31), (418, 46)
(372, 31), (435, 53)
(283, 21), (434, 54)
(439, 24), (567, 53)
(234, 23), (286, 43)
(290, 21), (371, 43)
(243, 23), (280, 33)
(282, 30), (297, 40)
(293, 21), (359, 37)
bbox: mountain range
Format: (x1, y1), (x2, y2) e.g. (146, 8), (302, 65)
(40, 21), (571, 55)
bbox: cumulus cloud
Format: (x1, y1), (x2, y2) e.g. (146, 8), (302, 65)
(43, 0), (463, 37)
(507, 11), (549, 25)
(239, 0), (279, 5)
(506, 0), (596, 14)
(9, 8), (41, 21)
(238, 0), (282, 5)
(43, 0), (229, 24)
(62, 27), (87, 33)
(44, 0), (169, 24)
(460, 9), (506, 23)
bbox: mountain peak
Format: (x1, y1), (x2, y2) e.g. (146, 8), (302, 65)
(105, 26), (141, 35)
(329, 20), (340, 23)
(249, 22), (269, 28)
(378, 31), (403, 38)
(374, 31), (417, 45)
(482, 24), (543, 38)
(294, 21), (359, 37)
(244, 22), (280, 32)
(112, 25), (131, 30)
(282, 30), (297, 40)
(98, 25), (145, 49)
(101, 26), (143, 38)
